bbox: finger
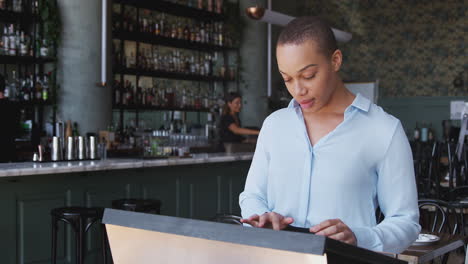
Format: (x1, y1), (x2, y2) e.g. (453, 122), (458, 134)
(316, 224), (340, 236)
(271, 215), (281, 230)
(247, 214), (260, 221)
(240, 219), (259, 227)
(328, 232), (346, 241)
(311, 219), (340, 233)
(281, 217), (294, 225)
(258, 214), (269, 228)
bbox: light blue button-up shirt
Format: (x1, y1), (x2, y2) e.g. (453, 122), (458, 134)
(239, 93), (420, 253)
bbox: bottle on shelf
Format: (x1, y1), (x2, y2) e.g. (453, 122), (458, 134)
(1, 26), (8, 55)
(420, 123), (428, 142)
(39, 39), (49, 57)
(8, 24), (16, 55)
(34, 76), (42, 101)
(113, 80), (121, 106)
(42, 73), (49, 101)
(428, 124), (435, 142)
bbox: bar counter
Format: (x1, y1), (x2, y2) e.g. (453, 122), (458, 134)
(0, 152), (254, 178)
(0, 152), (253, 263)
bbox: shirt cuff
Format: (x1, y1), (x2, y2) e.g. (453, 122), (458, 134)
(352, 226), (382, 251)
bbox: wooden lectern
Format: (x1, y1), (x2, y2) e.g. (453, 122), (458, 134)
(102, 209), (406, 264)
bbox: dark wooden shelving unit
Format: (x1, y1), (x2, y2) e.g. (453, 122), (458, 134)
(115, 67), (232, 82)
(113, 104), (211, 112)
(15, 100), (53, 107)
(114, 0), (226, 22)
(0, 2), (58, 150)
(0, 9), (38, 24)
(113, 30), (237, 52)
(0, 55), (56, 65)
(112, 0), (239, 131)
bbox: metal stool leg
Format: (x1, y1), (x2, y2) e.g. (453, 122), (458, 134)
(76, 217), (85, 264)
(51, 215), (58, 264)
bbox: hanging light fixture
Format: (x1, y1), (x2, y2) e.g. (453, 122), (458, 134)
(245, 5), (352, 43)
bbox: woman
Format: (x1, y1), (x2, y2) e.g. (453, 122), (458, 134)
(239, 16), (419, 254)
(219, 92), (259, 144)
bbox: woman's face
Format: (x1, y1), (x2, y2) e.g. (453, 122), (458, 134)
(228, 97), (242, 113)
(276, 40), (342, 114)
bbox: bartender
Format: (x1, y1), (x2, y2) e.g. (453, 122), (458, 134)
(219, 92), (260, 145)
(0, 74), (20, 162)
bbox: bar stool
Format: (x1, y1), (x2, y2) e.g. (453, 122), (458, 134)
(51, 207), (108, 264)
(111, 198), (162, 214)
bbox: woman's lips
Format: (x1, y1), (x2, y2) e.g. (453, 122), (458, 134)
(299, 99), (315, 109)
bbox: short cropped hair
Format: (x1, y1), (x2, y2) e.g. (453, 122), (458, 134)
(277, 16), (338, 57)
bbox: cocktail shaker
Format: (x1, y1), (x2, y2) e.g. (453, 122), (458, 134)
(89, 136), (97, 160)
(65, 136), (75, 160)
(77, 136), (86, 160)
(51, 136), (62, 161)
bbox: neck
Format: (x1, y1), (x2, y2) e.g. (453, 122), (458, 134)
(315, 81), (355, 115)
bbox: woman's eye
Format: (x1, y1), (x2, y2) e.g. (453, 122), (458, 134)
(283, 79), (291, 83)
(304, 74), (316, 80)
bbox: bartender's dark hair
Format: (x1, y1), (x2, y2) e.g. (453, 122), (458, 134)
(222, 92), (242, 115)
(0, 74), (5, 92)
(277, 16), (338, 57)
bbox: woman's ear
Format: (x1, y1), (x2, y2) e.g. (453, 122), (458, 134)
(331, 49), (343, 72)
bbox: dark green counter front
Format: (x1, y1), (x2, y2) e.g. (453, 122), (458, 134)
(0, 158), (251, 264)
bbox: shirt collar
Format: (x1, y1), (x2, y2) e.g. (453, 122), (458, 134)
(287, 93), (371, 113)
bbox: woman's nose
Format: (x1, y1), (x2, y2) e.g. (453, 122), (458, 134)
(294, 82), (307, 97)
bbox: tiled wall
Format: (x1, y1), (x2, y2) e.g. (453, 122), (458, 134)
(297, 0), (468, 97)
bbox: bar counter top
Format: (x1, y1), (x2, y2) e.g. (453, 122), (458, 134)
(0, 152), (254, 178)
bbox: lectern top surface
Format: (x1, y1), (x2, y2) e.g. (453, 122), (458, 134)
(103, 209), (327, 255)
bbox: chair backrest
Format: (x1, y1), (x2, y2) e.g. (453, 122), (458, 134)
(413, 141), (442, 198)
(418, 199), (450, 234)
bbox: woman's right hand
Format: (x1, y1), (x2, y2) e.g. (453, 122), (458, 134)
(241, 212), (294, 230)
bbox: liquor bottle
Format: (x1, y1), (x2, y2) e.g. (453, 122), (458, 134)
(114, 80), (121, 105)
(122, 9), (128, 31)
(21, 76), (29, 101)
(207, 0), (213, 12)
(183, 22), (190, 41)
(8, 24), (16, 56)
(19, 31), (28, 56)
(428, 124), (435, 142)
(177, 20), (183, 39)
(203, 88), (209, 109)
(200, 23), (206, 43)
(128, 52), (135, 68)
(35, 76), (43, 101)
(160, 14), (166, 37)
(171, 22), (177, 39)
(1, 27), (9, 55)
(136, 84), (142, 106)
(9, 70), (18, 100)
(413, 123), (420, 141)
(190, 22), (196, 42)
(420, 123), (428, 142)
(72, 122), (80, 137)
(218, 23), (223, 46)
(42, 74), (49, 101)
(215, 0), (223, 14)
(40, 39), (49, 57)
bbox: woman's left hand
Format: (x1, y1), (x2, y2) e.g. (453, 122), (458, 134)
(310, 219), (357, 246)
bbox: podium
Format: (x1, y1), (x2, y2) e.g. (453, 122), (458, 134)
(102, 209), (405, 264)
